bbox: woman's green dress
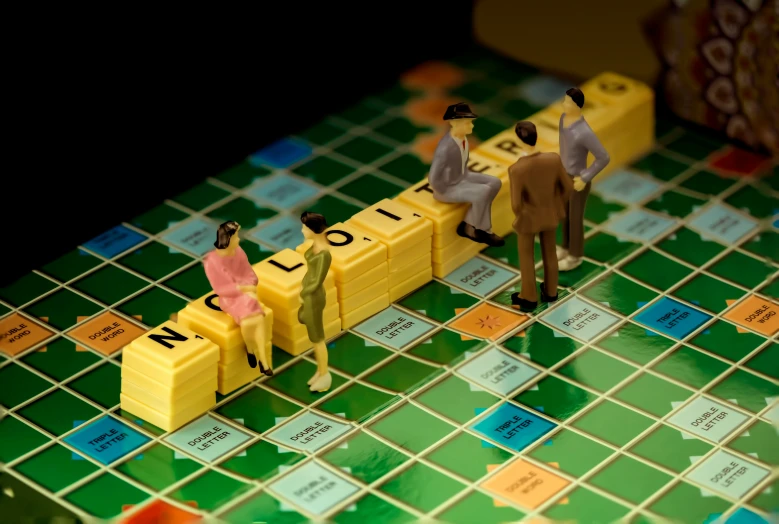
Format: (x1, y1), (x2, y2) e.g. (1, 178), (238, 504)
(298, 246), (332, 343)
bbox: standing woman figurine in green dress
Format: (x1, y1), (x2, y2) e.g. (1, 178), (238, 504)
(299, 212), (333, 392)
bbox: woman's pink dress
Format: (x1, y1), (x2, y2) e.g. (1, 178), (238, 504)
(203, 248), (263, 324)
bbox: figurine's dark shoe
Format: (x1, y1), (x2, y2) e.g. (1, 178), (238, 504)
(247, 353), (257, 368)
(510, 292), (537, 312)
(456, 221), (477, 241)
(540, 283), (558, 303)
(257, 360), (273, 377)
(476, 229), (505, 247)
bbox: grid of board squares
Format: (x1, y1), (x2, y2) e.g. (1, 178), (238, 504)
(0, 50), (778, 523)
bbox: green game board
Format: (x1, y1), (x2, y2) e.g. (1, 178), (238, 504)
(1, 48), (777, 524)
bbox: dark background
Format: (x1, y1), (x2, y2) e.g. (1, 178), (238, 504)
(3, 2), (474, 285)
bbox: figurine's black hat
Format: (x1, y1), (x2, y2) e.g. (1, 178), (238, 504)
(443, 102), (478, 121)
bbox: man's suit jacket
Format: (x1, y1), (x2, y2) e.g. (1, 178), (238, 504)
(428, 133), (468, 193)
(508, 152), (574, 234)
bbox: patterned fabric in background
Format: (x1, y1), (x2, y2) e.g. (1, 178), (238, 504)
(645, 0), (778, 155)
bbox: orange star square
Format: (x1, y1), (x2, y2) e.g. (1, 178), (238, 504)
(449, 303), (528, 341)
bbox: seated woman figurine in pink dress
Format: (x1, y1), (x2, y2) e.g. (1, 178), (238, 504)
(203, 221), (272, 376)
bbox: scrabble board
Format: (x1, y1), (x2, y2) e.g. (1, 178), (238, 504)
(0, 47), (777, 524)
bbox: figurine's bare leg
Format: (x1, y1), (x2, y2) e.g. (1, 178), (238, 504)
(307, 340), (328, 385)
(309, 340), (331, 392)
(313, 341), (328, 376)
(306, 343), (327, 386)
(309, 371), (332, 392)
(241, 315), (271, 373)
(240, 316), (260, 362)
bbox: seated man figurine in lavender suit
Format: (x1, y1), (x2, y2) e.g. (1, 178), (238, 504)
(428, 102), (504, 247)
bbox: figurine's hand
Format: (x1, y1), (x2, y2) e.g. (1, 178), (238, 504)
(573, 177), (586, 191)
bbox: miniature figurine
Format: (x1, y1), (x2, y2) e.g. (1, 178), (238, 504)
(203, 221), (272, 376)
(508, 121), (573, 311)
(428, 102), (504, 247)
(299, 212), (333, 393)
(558, 87), (610, 271)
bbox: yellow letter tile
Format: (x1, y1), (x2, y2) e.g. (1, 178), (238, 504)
(475, 129), (533, 165)
(177, 293), (242, 350)
(337, 261), (389, 298)
(254, 249), (335, 307)
(121, 364), (216, 403)
(468, 151), (509, 184)
(388, 238), (432, 272)
(395, 181), (468, 234)
(348, 199), (433, 257)
(339, 277), (388, 313)
(432, 236), (483, 264)
(273, 317), (342, 356)
(342, 293), (390, 330)
(120, 391), (214, 432)
(124, 321), (219, 376)
(389, 267), (432, 302)
(388, 251), (432, 288)
(295, 221), (387, 282)
(580, 72), (654, 114)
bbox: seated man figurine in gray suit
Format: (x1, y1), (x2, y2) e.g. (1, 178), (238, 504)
(428, 102), (504, 247)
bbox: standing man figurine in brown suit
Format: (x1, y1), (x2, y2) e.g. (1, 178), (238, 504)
(508, 121), (574, 312)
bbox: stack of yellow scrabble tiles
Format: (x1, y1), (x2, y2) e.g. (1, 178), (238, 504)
(575, 72), (654, 171)
(120, 321), (219, 432)
(177, 293), (273, 394)
(253, 249), (341, 355)
(349, 199), (434, 302)
(296, 222), (389, 330)
(397, 152), (512, 278)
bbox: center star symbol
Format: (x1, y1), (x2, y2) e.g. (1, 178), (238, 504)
(476, 314), (502, 331)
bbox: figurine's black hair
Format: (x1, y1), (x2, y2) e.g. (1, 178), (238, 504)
(514, 121), (538, 146)
(565, 87), (585, 108)
(300, 212), (328, 234)
(215, 221), (240, 249)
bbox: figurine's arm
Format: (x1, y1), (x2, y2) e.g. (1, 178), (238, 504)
(301, 252), (331, 295)
(558, 161), (574, 201)
(579, 127), (610, 183)
(204, 257), (242, 298)
(236, 249), (259, 287)
(429, 146), (453, 191)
